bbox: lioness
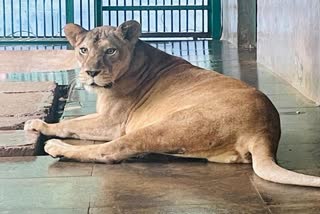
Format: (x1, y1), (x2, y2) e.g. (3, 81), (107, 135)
(25, 20), (320, 187)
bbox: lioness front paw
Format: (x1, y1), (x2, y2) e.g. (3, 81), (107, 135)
(24, 119), (47, 132)
(44, 139), (72, 158)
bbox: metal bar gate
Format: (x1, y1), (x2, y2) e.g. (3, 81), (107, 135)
(0, 0), (221, 44)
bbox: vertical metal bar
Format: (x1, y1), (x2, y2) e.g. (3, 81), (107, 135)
(116, 0), (119, 25)
(43, 0), (46, 37)
(51, 0), (54, 37)
(194, 0), (196, 32)
(208, 0), (221, 39)
(147, 0), (150, 32)
(59, 0), (62, 36)
(87, 0), (90, 29)
(155, 0), (158, 32)
(19, 0), (22, 37)
(108, 0), (111, 25)
(186, 0), (189, 33)
(3, 0), (6, 37)
(66, 0), (74, 24)
(35, 0), (38, 37)
(94, 0), (102, 26)
(170, 0), (173, 32)
(178, 0), (181, 32)
(27, 0), (30, 37)
(80, 0), (83, 26)
(10, 0), (13, 37)
(202, 40), (206, 55)
(131, 0), (134, 19)
(202, 0), (204, 33)
(186, 41), (190, 55)
(124, 0), (126, 21)
(171, 41), (174, 55)
(139, 0), (142, 24)
(163, 0), (165, 32)
(195, 39), (198, 55)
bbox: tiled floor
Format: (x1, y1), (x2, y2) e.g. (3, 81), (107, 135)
(1, 41), (320, 213)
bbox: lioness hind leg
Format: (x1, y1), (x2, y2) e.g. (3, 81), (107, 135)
(44, 112), (215, 163)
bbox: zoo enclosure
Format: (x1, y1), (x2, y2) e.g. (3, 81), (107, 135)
(0, 0), (221, 43)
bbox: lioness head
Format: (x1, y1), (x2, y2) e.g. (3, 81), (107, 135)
(64, 20), (141, 90)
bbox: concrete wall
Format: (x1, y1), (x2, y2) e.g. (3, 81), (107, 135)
(257, 0), (320, 104)
(221, 0), (238, 46)
(221, 0), (256, 48)
(238, 0), (256, 48)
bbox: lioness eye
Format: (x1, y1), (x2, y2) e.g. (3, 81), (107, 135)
(79, 47), (88, 54)
(105, 48), (117, 55)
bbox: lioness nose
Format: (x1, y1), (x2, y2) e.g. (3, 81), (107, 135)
(86, 70), (101, 77)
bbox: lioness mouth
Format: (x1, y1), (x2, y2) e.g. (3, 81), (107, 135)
(89, 82), (113, 89)
(104, 82), (113, 89)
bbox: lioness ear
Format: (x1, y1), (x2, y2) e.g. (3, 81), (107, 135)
(116, 20), (141, 44)
(64, 23), (88, 47)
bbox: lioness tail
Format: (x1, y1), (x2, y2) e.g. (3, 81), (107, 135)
(250, 137), (320, 187)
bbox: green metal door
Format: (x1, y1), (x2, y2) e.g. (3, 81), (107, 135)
(0, 0), (221, 44)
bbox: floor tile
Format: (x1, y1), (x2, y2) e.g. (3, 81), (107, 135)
(90, 205), (270, 214)
(251, 175), (320, 206)
(277, 142), (320, 170)
(91, 162), (263, 210)
(0, 156), (93, 178)
(62, 106), (96, 117)
(0, 208), (88, 214)
(269, 205), (320, 214)
(267, 94), (317, 108)
(257, 83), (298, 95)
(279, 107), (320, 125)
(0, 176), (98, 209)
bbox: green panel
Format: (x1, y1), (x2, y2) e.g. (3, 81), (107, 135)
(101, 5), (209, 11)
(0, 1), (222, 42)
(94, 0), (103, 27)
(66, 0), (74, 24)
(208, 0), (222, 40)
(0, 38), (67, 45)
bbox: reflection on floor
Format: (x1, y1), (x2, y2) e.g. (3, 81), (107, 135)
(1, 40), (320, 213)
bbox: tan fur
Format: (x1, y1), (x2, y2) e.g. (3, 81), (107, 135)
(25, 21), (320, 187)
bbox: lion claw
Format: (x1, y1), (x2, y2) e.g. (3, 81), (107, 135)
(24, 119), (46, 132)
(45, 139), (72, 158)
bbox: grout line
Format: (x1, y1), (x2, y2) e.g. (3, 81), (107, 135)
(249, 175), (268, 207)
(266, 206), (273, 214)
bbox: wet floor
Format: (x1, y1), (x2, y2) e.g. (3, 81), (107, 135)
(0, 40), (320, 213)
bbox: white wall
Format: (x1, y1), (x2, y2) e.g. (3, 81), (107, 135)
(257, 0), (320, 104)
(221, 0), (238, 46)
